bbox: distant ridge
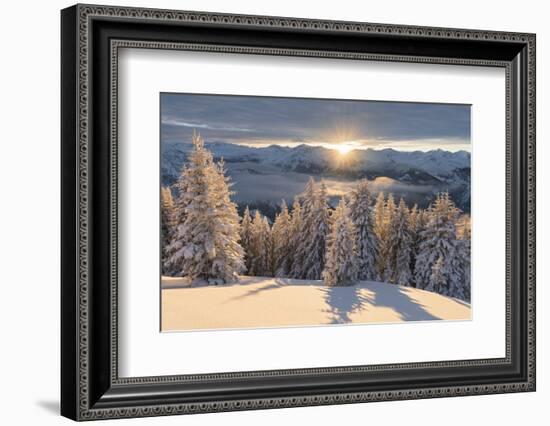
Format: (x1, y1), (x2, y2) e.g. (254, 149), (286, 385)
(162, 141), (471, 216)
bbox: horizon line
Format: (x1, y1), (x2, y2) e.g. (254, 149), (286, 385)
(164, 140), (471, 154)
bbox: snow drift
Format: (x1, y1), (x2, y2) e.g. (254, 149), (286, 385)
(161, 276), (471, 332)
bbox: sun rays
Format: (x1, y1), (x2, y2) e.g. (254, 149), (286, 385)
(334, 143), (355, 155)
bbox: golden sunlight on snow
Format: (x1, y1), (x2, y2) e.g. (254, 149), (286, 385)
(161, 276), (471, 332)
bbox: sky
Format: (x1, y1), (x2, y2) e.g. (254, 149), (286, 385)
(160, 93), (471, 152)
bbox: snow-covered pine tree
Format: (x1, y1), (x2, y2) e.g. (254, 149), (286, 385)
(373, 191), (386, 244)
(373, 191), (387, 280)
(380, 195), (400, 283)
(246, 210), (261, 276)
(408, 204), (418, 274)
(378, 193), (397, 282)
(161, 186), (175, 275)
(278, 200), (302, 278)
(414, 192), (465, 298)
(348, 179), (378, 281)
(164, 131), (245, 284)
(457, 214), (471, 240)
(161, 186), (175, 241)
(456, 215), (471, 301)
(248, 210), (272, 276)
(291, 178), (331, 280)
(272, 200), (292, 276)
(462, 218), (471, 301)
(385, 194), (397, 229)
(393, 199), (413, 286)
(428, 255), (446, 294)
(289, 179), (314, 278)
(262, 216), (274, 276)
(163, 164), (189, 276)
(209, 158), (247, 280)
(323, 198), (359, 286)
(408, 204), (427, 287)
(446, 242), (465, 300)
(240, 206), (253, 273)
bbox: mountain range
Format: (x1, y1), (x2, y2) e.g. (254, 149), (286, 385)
(161, 142), (471, 219)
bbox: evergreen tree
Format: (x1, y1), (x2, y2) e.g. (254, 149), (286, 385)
(289, 179), (317, 278)
(378, 193), (397, 282)
(248, 210), (272, 276)
(456, 216), (471, 301)
(263, 216), (274, 276)
(272, 200), (292, 276)
(381, 197), (411, 284)
(408, 205), (427, 287)
(240, 206), (253, 273)
(166, 164), (190, 274)
(447, 241), (465, 300)
(428, 255), (446, 294)
(385, 194), (397, 229)
(348, 179), (378, 281)
(393, 199), (413, 286)
(373, 191), (387, 279)
(323, 199), (359, 286)
(161, 186), (175, 243)
(463, 220), (471, 301)
(414, 193), (465, 298)
(164, 131), (245, 283)
(291, 178), (331, 280)
(161, 186), (175, 275)
(278, 200), (302, 277)
(210, 158), (247, 280)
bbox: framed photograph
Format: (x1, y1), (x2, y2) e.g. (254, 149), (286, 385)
(61, 4), (536, 421)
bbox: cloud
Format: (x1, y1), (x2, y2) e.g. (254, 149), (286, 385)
(161, 118), (254, 133)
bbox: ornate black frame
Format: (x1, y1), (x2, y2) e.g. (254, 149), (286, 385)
(61, 4), (536, 421)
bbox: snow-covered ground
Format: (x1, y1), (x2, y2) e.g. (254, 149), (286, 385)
(161, 276), (471, 331)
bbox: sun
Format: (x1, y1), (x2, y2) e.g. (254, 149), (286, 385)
(335, 144), (354, 155)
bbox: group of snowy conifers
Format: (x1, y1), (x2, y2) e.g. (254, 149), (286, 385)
(162, 132), (471, 301)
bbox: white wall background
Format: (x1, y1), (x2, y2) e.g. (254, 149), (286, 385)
(0, 0), (546, 424)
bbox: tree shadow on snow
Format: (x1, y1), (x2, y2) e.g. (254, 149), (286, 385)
(368, 285), (441, 321)
(226, 280), (285, 302)
(320, 286), (371, 324)
(321, 283), (442, 324)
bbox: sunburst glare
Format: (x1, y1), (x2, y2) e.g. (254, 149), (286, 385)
(335, 144), (354, 155)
